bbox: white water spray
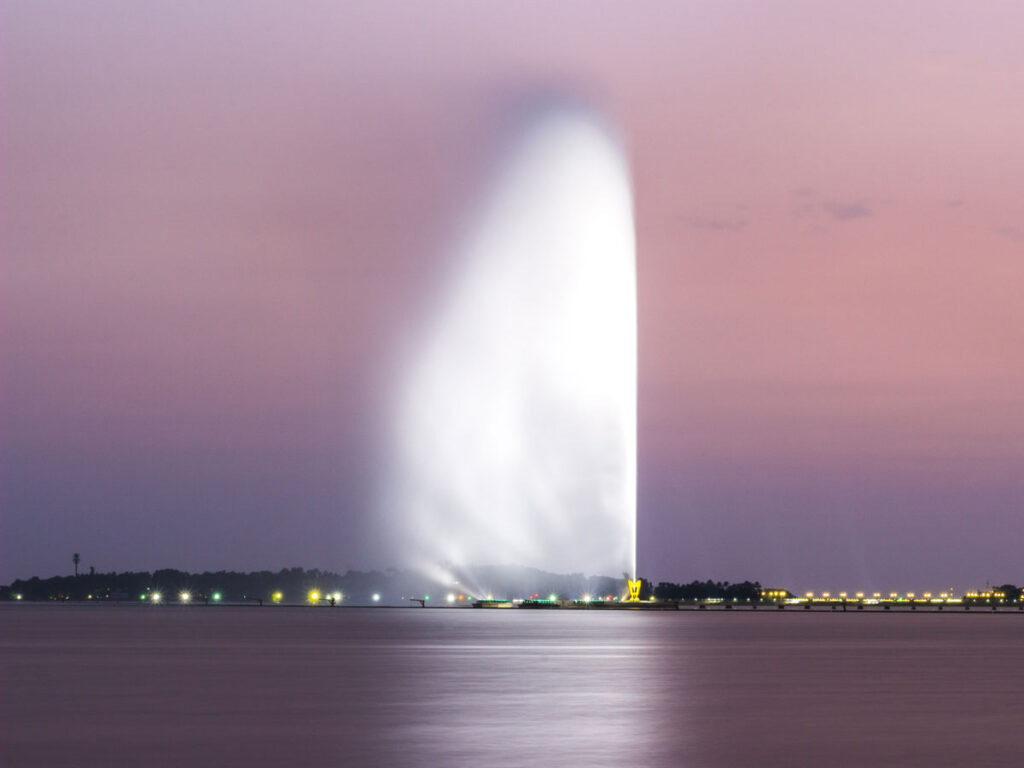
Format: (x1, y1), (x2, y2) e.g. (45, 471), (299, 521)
(385, 105), (636, 589)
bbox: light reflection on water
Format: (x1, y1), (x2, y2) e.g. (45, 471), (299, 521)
(1, 605), (1022, 767)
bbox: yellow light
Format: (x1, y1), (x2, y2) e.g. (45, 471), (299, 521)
(873, 593), (881, 598)
(806, 592), (814, 598)
(839, 592), (847, 598)
(855, 592), (864, 599)
(179, 591), (191, 603)
(309, 591), (320, 603)
(272, 592), (283, 603)
(626, 579), (641, 602)
(822, 592), (831, 598)
(890, 593), (898, 598)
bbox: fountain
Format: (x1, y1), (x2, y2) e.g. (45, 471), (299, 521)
(383, 104), (636, 596)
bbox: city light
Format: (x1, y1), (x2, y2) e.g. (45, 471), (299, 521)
(446, 593), (455, 603)
(179, 591), (191, 603)
(14, 594), (22, 600)
(548, 593), (557, 601)
(372, 593), (381, 602)
(151, 592), (162, 603)
(332, 592), (342, 602)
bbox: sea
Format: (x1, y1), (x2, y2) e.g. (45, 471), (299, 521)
(1, 604), (1021, 767)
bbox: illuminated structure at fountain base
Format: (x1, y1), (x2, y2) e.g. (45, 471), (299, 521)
(626, 579), (642, 602)
(383, 103), (637, 591)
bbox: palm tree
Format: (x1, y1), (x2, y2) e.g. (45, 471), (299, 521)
(73, 553), (80, 577)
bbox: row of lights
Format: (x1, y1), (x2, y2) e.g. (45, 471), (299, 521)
(307, 591), (391, 604)
(803, 591), (957, 600)
(136, 591), (219, 603)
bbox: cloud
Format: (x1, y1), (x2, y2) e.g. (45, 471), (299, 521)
(995, 226), (1024, 242)
(790, 188), (874, 224)
(683, 216), (747, 233)
(825, 200), (872, 221)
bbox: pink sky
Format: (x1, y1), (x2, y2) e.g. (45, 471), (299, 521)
(3, 1), (1024, 590)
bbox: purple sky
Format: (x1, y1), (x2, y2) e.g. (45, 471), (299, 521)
(3, 2), (1023, 591)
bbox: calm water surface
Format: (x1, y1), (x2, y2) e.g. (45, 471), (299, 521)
(1, 605), (1021, 767)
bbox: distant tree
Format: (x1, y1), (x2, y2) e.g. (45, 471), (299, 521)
(73, 553), (80, 577)
(996, 584), (1021, 602)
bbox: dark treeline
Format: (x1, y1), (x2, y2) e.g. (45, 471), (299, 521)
(653, 580), (764, 602)
(2, 568), (380, 604)
(0, 566), (627, 605)
(6, 570), (1015, 605)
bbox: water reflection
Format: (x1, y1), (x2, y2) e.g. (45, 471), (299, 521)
(373, 612), (666, 767)
(2, 606), (1023, 768)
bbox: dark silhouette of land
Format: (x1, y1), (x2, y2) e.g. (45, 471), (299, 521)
(2, 568), (1019, 608)
(0, 565), (639, 605)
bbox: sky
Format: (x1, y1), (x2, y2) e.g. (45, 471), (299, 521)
(3, 1), (1024, 592)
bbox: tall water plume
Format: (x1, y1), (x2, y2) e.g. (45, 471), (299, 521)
(383, 105), (636, 592)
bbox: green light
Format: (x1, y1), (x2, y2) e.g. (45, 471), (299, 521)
(139, 594), (147, 600)
(212, 592), (222, 601)
(424, 595), (430, 601)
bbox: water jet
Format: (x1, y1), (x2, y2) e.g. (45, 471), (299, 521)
(384, 104), (636, 593)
